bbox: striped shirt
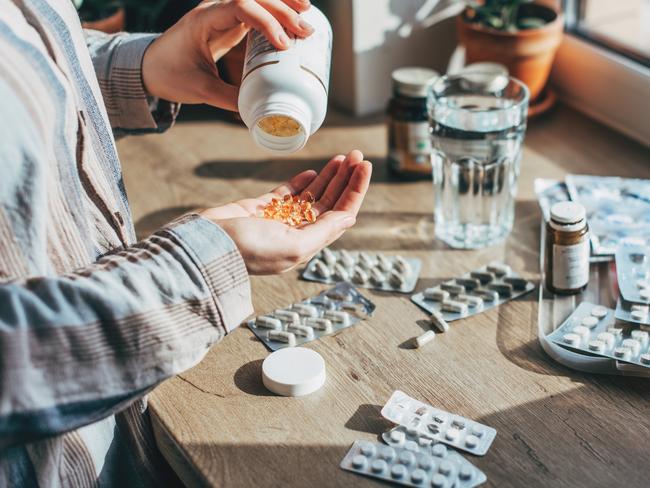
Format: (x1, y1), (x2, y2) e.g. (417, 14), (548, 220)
(0, 1), (253, 486)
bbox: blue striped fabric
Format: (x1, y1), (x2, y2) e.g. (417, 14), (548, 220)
(0, 1), (253, 486)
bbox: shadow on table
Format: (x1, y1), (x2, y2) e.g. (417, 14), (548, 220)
(194, 157), (426, 185)
(233, 359), (275, 397)
(344, 404), (392, 436)
(134, 205), (200, 240)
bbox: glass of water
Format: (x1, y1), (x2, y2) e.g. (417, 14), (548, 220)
(428, 73), (529, 249)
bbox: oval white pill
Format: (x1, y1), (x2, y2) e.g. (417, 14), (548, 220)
(459, 465), (474, 480)
(640, 289), (650, 300)
(423, 288), (449, 302)
(351, 454), (366, 470)
(563, 333), (581, 347)
(430, 310), (450, 333)
(607, 327), (623, 338)
(471, 425), (484, 437)
(359, 441), (376, 457)
(640, 353), (650, 365)
(417, 454), (432, 471)
(614, 347), (632, 361)
(622, 338), (641, 356)
(255, 315), (282, 330)
(370, 459), (387, 474)
(631, 310), (648, 321)
(438, 460), (454, 476)
(389, 429), (406, 444)
(393, 255), (412, 275)
(311, 259), (331, 278)
(465, 434), (480, 449)
(411, 468), (426, 484)
(636, 279), (650, 289)
(631, 304), (649, 313)
(358, 252), (376, 268)
(581, 316), (599, 328)
(631, 330), (649, 347)
(351, 266), (368, 285)
(391, 464), (407, 479)
(321, 247), (337, 266)
(588, 339), (606, 353)
(377, 254), (392, 271)
(339, 249), (355, 267)
(267, 330), (296, 346)
(415, 330), (436, 348)
(572, 325), (591, 343)
(404, 440), (419, 452)
(369, 268), (386, 285)
(590, 305), (608, 318)
(431, 473), (447, 488)
(398, 451), (416, 466)
(262, 347), (325, 396)
(596, 332), (615, 350)
(431, 444), (447, 457)
(333, 263), (349, 281)
(378, 446), (395, 461)
(445, 428), (460, 442)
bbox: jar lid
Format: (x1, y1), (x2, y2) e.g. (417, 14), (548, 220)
(550, 201), (586, 224)
(392, 67), (439, 97)
(262, 347), (326, 397)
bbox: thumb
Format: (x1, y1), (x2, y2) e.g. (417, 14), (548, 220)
(298, 211), (357, 252)
(201, 75), (240, 111)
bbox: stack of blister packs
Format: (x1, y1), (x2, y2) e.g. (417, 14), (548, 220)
(341, 391), (495, 487)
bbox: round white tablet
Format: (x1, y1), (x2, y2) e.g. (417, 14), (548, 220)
(262, 347), (326, 397)
(590, 306), (608, 318)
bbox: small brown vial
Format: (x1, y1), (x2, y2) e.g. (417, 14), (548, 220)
(544, 202), (590, 295)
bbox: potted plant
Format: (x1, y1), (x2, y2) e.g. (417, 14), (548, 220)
(457, 0), (564, 100)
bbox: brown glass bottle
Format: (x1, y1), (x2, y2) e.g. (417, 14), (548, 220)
(545, 202), (590, 295)
(387, 67), (438, 179)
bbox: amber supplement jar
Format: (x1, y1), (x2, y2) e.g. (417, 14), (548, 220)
(545, 201), (590, 295)
(387, 67), (439, 178)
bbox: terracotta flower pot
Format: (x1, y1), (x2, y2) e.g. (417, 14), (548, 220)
(82, 7), (126, 34)
(457, 3), (564, 101)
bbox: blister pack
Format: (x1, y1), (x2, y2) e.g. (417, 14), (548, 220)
(615, 245), (650, 305)
(566, 175), (650, 256)
(381, 391), (497, 456)
(535, 178), (571, 222)
(382, 426), (486, 487)
(301, 247), (422, 293)
(615, 298), (650, 326)
(547, 302), (650, 368)
(246, 282), (375, 351)
(410, 262), (534, 324)
(340, 440), (483, 488)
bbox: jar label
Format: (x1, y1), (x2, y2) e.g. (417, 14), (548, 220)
(552, 240), (590, 290)
(243, 9), (332, 92)
(388, 120), (432, 174)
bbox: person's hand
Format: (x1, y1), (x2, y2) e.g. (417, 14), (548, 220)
(142, 0), (313, 111)
(200, 150), (372, 274)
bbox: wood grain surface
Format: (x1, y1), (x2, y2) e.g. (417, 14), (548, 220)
(118, 104), (650, 488)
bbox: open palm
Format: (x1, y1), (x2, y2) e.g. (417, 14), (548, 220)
(200, 150), (372, 274)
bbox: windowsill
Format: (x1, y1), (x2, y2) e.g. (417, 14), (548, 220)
(550, 32), (650, 149)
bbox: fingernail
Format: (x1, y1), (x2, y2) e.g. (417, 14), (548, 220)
(278, 31), (291, 48)
(298, 18), (314, 34)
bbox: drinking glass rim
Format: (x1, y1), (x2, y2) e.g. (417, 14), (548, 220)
(429, 73), (530, 113)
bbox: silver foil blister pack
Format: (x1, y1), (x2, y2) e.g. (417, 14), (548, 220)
(410, 262), (534, 322)
(615, 298), (650, 326)
(615, 245), (650, 305)
(301, 247), (422, 293)
(547, 302), (650, 368)
(246, 282), (375, 351)
(340, 440), (483, 488)
(381, 391), (497, 456)
(382, 426), (486, 487)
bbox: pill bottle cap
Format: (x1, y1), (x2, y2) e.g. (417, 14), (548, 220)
(550, 201), (586, 225)
(392, 67), (439, 98)
(250, 94), (312, 153)
(262, 347), (326, 397)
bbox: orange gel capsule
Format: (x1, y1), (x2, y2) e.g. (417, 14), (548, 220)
(283, 194), (292, 202)
(304, 191), (315, 203)
(305, 208), (316, 223)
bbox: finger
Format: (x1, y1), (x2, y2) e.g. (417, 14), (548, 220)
(281, 0), (311, 13)
(314, 150), (364, 214)
(227, 0), (292, 49)
(301, 155), (345, 201)
(333, 160), (372, 214)
(257, 0), (314, 37)
(208, 23), (249, 61)
(295, 210), (356, 255)
(201, 75), (240, 111)
(260, 170), (318, 201)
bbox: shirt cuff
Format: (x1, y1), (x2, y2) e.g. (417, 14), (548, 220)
(104, 33), (180, 132)
(160, 214), (253, 333)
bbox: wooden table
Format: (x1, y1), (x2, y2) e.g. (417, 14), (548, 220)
(118, 104), (650, 488)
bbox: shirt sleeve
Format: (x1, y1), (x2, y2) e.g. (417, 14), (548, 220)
(85, 29), (180, 134)
(0, 214), (253, 449)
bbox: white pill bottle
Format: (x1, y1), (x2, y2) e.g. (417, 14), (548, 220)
(238, 6), (332, 153)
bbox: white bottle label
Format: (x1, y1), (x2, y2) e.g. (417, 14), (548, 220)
(407, 122), (432, 156)
(242, 8), (332, 92)
(552, 240), (590, 289)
